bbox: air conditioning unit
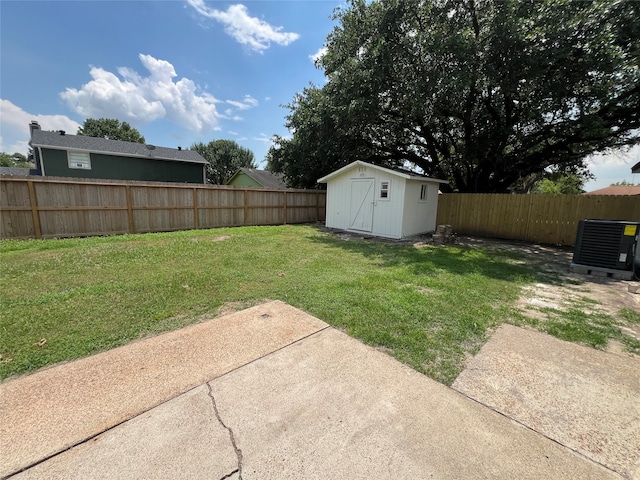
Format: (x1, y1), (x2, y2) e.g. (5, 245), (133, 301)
(571, 220), (639, 280)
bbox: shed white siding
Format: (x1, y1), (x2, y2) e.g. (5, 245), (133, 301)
(319, 161), (446, 240)
(401, 181), (440, 237)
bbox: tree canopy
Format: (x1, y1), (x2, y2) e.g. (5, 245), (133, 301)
(268, 0), (640, 191)
(610, 180), (637, 186)
(532, 173), (585, 194)
(190, 140), (256, 185)
(77, 118), (146, 143)
(0, 152), (32, 168)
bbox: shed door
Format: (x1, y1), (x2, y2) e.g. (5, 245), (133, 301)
(349, 179), (374, 232)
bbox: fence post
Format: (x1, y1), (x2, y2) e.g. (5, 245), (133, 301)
(26, 180), (42, 239)
(244, 189), (249, 226)
(283, 191), (287, 225)
(125, 185), (135, 234)
(193, 187), (199, 230)
(524, 195), (534, 242)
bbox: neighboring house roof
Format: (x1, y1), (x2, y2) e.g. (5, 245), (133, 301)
(584, 185), (640, 195)
(227, 168), (288, 189)
(30, 130), (207, 164)
(0, 167), (32, 176)
(632, 161), (640, 174)
(317, 160), (448, 184)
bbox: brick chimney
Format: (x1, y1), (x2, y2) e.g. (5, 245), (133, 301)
(29, 121), (41, 138)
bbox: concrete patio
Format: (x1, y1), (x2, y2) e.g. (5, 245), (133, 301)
(1, 301), (635, 479)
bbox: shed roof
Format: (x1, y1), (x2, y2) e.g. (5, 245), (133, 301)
(227, 168), (288, 189)
(632, 161), (640, 174)
(584, 185), (640, 195)
(31, 130), (207, 164)
(317, 160), (448, 184)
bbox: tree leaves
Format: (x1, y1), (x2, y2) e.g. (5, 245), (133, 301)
(191, 140), (256, 185)
(77, 118), (146, 144)
(271, 0), (640, 192)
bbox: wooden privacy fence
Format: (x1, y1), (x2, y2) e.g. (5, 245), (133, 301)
(0, 176), (326, 239)
(436, 193), (640, 246)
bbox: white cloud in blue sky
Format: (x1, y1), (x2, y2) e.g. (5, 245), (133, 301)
(0, 100), (80, 154)
(1, 0), (332, 166)
(0, 0), (636, 181)
(226, 95), (259, 110)
(309, 46), (328, 64)
(60, 54), (225, 133)
(186, 1), (299, 53)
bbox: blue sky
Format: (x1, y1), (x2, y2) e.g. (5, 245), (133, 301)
(1, 0), (638, 190)
(1, 0), (336, 167)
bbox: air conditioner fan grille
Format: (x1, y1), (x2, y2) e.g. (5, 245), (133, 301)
(573, 223), (626, 269)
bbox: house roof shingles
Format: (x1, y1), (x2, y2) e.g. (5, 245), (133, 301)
(0, 167), (32, 176)
(236, 168), (288, 189)
(584, 185), (640, 195)
(30, 130), (207, 164)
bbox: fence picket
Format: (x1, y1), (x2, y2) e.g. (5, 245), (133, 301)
(1, 176), (326, 239)
(2, 176), (637, 246)
(437, 193), (639, 246)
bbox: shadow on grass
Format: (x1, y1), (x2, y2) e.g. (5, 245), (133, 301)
(307, 229), (542, 285)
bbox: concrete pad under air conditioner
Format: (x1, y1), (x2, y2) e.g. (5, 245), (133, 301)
(570, 262), (635, 280)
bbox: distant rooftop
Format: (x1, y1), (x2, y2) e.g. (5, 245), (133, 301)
(232, 168), (288, 189)
(30, 128), (207, 164)
(0, 167), (32, 176)
(584, 185), (640, 195)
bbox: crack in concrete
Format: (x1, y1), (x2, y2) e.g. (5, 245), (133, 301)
(207, 383), (243, 480)
(218, 468), (239, 480)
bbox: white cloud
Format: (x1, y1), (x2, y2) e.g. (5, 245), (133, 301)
(223, 109), (244, 121)
(0, 99), (81, 155)
(253, 133), (273, 145)
(226, 95), (258, 110)
(60, 54), (222, 133)
(588, 147), (637, 167)
(187, 0), (299, 53)
(584, 145), (640, 190)
(309, 46), (327, 64)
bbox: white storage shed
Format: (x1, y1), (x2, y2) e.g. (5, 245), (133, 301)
(317, 161), (447, 239)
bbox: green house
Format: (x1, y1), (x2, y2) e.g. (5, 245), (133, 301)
(226, 168), (288, 189)
(29, 122), (207, 183)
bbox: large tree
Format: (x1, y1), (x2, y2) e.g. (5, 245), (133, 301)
(269, 0), (640, 192)
(191, 140), (256, 185)
(77, 118), (146, 143)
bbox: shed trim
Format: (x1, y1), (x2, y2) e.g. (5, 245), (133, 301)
(317, 160), (447, 184)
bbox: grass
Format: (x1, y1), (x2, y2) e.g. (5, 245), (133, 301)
(1, 225), (637, 385)
(511, 280), (640, 355)
(534, 307), (638, 353)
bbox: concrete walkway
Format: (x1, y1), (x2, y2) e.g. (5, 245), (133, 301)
(453, 324), (640, 480)
(0, 301), (625, 479)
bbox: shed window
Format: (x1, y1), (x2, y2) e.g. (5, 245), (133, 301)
(420, 184), (428, 201)
(68, 151), (91, 170)
(380, 181), (390, 200)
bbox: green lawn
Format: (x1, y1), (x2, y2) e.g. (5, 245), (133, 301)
(1, 225), (637, 384)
